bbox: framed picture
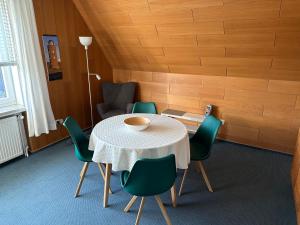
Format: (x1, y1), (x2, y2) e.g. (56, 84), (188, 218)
(42, 35), (63, 81)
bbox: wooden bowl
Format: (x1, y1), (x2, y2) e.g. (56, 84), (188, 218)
(124, 117), (150, 131)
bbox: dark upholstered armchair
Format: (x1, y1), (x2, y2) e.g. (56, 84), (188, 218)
(96, 82), (137, 120)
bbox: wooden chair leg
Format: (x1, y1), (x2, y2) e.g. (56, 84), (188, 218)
(197, 161), (213, 192)
(170, 185), (176, 207)
(178, 169), (188, 196)
(97, 163), (105, 179)
(155, 196), (172, 225)
(75, 162), (89, 197)
(103, 163), (112, 208)
(97, 163), (112, 194)
(135, 197), (146, 225)
(195, 162), (201, 174)
(79, 165), (85, 177)
(124, 196), (138, 212)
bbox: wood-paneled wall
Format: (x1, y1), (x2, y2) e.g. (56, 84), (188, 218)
(291, 129), (300, 223)
(71, 0), (300, 153)
(30, 0), (112, 151)
(115, 69), (300, 154)
(73, 0), (300, 81)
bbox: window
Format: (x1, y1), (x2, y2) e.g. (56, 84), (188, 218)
(0, 0), (17, 107)
(0, 70), (5, 98)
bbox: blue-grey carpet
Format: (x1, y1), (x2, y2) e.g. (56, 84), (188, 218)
(0, 140), (296, 225)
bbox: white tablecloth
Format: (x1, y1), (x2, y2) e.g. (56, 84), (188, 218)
(89, 113), (190, 171)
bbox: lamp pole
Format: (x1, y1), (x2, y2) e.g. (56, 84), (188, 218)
(79, 36), (101, 128)
(84, 47), (94, 128)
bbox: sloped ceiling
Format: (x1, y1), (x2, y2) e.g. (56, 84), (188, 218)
(73, 0), (300, 80)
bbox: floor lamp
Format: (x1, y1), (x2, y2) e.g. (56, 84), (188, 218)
(79, 36), (101, 128)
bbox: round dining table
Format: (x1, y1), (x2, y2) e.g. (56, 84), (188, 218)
(89, 113), (190, 208)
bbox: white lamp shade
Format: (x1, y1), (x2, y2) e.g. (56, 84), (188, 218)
(79, 36), (92, 48)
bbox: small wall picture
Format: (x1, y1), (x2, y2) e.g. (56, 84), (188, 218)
(42, 35), (63, 81)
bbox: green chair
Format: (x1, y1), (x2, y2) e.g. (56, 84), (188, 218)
(63, 116), (111, 197)
(121, 155), (176, 225)
(178, 115), (222, 195)
(132, 102), (157, 114)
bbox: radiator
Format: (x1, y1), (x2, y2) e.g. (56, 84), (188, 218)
(0, 114), (28, 164)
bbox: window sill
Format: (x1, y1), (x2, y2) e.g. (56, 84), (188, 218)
(0, 104), (26, 119)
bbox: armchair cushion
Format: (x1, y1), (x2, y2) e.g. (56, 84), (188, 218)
(101, 109), (125, 120)
(98, 82), (137, 120)
(96, 103), (109, 116)
(102, 82), (136, 111)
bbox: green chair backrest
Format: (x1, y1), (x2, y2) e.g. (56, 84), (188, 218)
(192, 115), (222, 153)
(123, 155), (176, 196)
(132, 102), (157, 114)
(63, 116), (89, 161)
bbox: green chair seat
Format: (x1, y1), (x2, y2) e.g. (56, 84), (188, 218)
(190, 141), (210, 161)
(121, 155), (176, 197)
(121, 170), (130, 187)
(63, 116), (108, 198)
(121, 155), (176, 225)
(190, 115), (222, 160)
(132, 102), (157, 114)
(74, 144), (93, 162)
(179, 115), (222, 196)
(63, 116), (93, 162)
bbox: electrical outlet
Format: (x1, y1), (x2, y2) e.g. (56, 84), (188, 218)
(56, 119), (64, 126)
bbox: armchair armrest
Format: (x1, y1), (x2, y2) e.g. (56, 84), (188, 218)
(126, 103), (134, 113)
(96, 103), (110, 119)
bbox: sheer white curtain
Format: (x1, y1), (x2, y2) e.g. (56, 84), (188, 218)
(0, 1), (15, 64)
(8, 0), (57, 137)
